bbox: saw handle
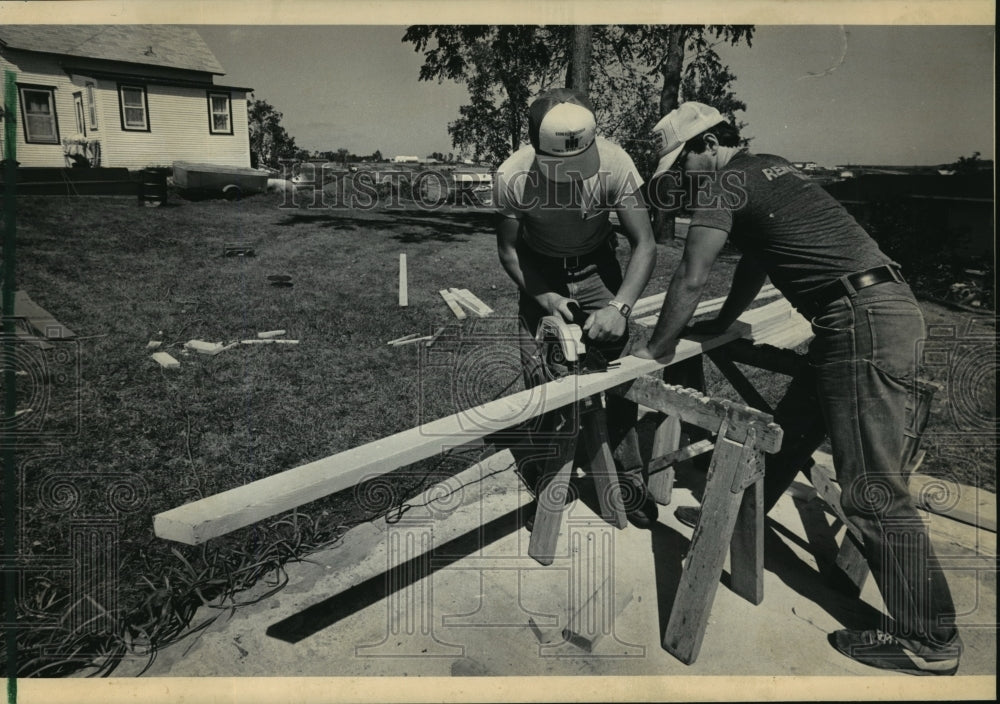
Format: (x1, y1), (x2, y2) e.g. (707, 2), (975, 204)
(566, 301), (589, 328)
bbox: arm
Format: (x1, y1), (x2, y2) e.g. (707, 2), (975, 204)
(633, 225), (729, 360)
(496, 215), (577, 321)
(714, 255), (768, 327)
(582, 193), (657, 342)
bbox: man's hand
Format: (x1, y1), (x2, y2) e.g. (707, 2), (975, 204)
(582, 305), (627, 343)
(630, 337), (678, 363)
(535, 292), (579, 322)
(683, 317), (732, 337)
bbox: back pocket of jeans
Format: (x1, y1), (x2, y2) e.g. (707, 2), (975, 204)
(866, 303), (925, 380)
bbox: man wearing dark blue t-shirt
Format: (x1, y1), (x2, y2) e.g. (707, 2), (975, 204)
(633, 102), (962, 676)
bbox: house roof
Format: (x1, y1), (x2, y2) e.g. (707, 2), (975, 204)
(62, 66), (253, 93)
(0, 25), (225, 74)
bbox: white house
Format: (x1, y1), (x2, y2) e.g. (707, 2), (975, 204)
(0, 25), (253, 169)
(392, 156), (420, 164)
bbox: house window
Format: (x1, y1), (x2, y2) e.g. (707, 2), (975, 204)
(86, 82), (99, 130)
(118, 84), (150, 131)
(18, 85), (60, 144)
(207, 92), (233, 135)
(73, 92), (86, 135)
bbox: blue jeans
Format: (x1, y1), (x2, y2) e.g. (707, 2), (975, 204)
(807, 279), (959, 654)
(515, 242), (645, 485)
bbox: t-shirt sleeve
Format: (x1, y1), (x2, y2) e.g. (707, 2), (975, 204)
(493, 166), (524, 219)
(688, 171), (738, 233)
(689, 206), (734, 233)
(605, 142), (645, 208)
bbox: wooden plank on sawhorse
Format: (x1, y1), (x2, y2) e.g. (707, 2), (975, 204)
(527, 395), (627, 566)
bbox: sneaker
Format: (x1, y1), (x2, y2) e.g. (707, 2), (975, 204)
(829, 629), (960, 676)
(674, 505), (701, 529)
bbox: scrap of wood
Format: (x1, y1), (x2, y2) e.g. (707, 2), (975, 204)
(146, 340), (162, 350)
(240, 339), (299, 345)
(392, 335), (433, 347)
(399, 253), (408, 307)
(257, 330), (286, 339)
(439, 289), (467, 319)
(14, 290), (76, 339)
(563, 580), (635, 653)
(425, 326), (446, 348)
(387, 332), (421, 345)
(449, 288), (493, 316)
(151, 352), (180, 369)
(224, 242), (255, 257)
(184, 339), (237, 356)
(154, 298), (797, 544)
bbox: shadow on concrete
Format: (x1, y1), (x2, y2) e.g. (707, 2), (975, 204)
(763, 518), (884, 630)
(265, 510), (521, 644)
(649, 523), (691, 635)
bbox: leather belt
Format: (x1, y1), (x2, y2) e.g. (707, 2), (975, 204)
(803, 264), (905, 314)
(525, 239), (616, 270)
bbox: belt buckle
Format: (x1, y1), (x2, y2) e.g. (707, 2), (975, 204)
(563, 254), (581, 269)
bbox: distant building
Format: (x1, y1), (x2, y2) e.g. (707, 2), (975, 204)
(792, 161), (821, 171)
(393, 155), (420, 164)
(0, 25), (253, 168)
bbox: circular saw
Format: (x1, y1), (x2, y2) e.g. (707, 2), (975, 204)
(535, 302), (619, 380)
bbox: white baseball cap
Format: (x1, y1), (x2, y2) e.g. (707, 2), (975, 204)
(650, 102), (725, 178)
(528, 88), (599, 182)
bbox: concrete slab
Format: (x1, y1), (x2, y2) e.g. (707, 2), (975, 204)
(104, 447), (996, 699)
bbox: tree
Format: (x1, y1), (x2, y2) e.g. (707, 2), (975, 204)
(247, 97), (299, 170)
(568, 26), (593, 92)
(950, 151), (987, 174)
(336, 148), (350, 167)
(403, 25), (571, 166)
(403, 25), (753, 173)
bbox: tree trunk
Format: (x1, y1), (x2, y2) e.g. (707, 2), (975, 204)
(568, 25), (593, 93)
(653, 26), (687, 243)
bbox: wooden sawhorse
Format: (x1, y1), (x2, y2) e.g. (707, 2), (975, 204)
(704, 338), (939, 597)
(523, 374), (783, 665)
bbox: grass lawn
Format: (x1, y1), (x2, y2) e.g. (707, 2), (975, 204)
(2, 189), (995, 675)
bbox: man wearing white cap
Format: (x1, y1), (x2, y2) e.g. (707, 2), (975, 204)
(494, 87), (658, 528)
(633, 102), (961, 675)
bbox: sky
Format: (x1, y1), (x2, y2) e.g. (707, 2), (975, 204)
(192, 24), (995, 167)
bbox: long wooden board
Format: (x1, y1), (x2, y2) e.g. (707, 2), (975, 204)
(155, 297), (802, 545)
(14, 290), (75, 339)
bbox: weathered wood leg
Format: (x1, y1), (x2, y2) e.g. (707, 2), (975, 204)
(580, 401), (628, 529)
(662, 420), (757, 664)
(527, 433), (578, 566)
(810, 461), (869, 595)
(647, 414), (681, 505)
(729, 458), (765, 606)
(830, 532), (869, 598)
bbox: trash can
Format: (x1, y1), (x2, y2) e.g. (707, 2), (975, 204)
(138, 168), (168, 207)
